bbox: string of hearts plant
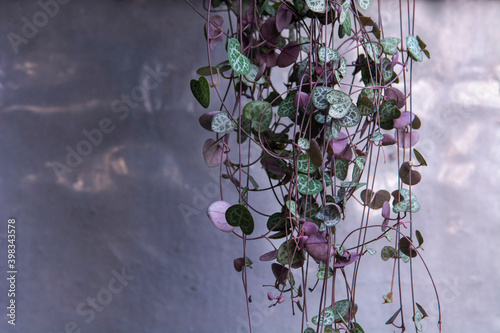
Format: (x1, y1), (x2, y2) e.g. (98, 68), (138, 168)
(186, 0), (441, 332)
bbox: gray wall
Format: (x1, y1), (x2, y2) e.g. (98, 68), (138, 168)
(0, 1), (498, 332)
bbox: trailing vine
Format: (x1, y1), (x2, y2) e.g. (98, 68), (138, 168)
(186, 0), (440, 332)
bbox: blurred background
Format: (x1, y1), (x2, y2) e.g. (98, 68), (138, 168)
(0, 0), (499, 332)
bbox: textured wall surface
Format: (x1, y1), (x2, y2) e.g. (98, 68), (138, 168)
(0, 1), (499, 332)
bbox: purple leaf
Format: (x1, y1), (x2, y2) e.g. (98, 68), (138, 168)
(328, 132), (349, 156)
(381, 134), (397, 146)
(277, 296), (286, 304)
(302, 221), (319, 236)
(267, 292), (275, 300)
(259, 249), (278, 262)
(276, 5), (293, 32)
(333, 251), (360, 268)
(385, 87), (406, 109)
(293, 91), (310, 110)
(261, 156), (286, 176)
(393, 112), (415, 129)
(308, 139), (323, 168)
(234, 257), (245, 272)
(381, 201), (391, 231)
(199, 111), (219, 131)
(271, 263), (289, 286)
(277, 42), (300, 67)
(261, 18), (281, 44)
(305, 233), (334, 263)
(207, 201), (234, 232)
(203, 138), (227, 167)
(395, 129), (419, 148)
(207, 15), (224, 50)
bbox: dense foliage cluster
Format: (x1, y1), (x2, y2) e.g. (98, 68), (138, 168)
(187, 0), (440, 332)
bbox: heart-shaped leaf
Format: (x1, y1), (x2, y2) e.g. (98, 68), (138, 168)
(357, 0), (373, 10)
(297, 174), (323, 195)
(395, 129), (419, 148)
(399, 161), (422, 185)
(334, 103), (361, 127)
(227, 38), (251, 75)
(199, 111), (219, 131)
(207, 201), (234, 232)
(190, 76), (210, 108)
(335, 159), (349, 181)
(399, 236), (418, 257)
(203, 138), (227, 167)
(357, 95), (374, 116)
(381, 37), (401, 55)
(211, 111), (236, 134)
(312, 86), (333, 109)
(242, 64), (265, 87)
(278, 90), (298, 118)
(276, 4), (293, 32)
(225, 204), (254, 235)
(278, 42), (301, 67)
(305, 0), (327, 13)
(339, 0), (351, 25)
(406, 35), (423, 62)
(381, 246), (398, 261)
(308, 139), (324, 168)
(316, 204), (342, 227)
(365, 42), (382, 63)
(243, 100), (273, 129)
(371, 190), (391, 209)
(297, 154), (317, 174)
(342, 10), (351, 36)
(326, 89), (352, 119)
(277, 240), (303, 265)
(319, 46), (339, 64)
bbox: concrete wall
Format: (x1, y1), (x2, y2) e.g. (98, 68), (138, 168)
(0, 1), (498, 332)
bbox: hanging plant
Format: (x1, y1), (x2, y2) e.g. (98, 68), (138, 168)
(186, 0), (440, 332)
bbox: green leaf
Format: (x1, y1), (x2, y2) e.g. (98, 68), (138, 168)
(305, 0), (327, 13)
(211, 111), (236, 134)
(416, 303), (429, 318)
(225, 204), (254, 235)
(378, 99), (400, 122)
(317, 266), (334, 280)
(312, 86), (333, 110)
(357, 95), (373, 116)
(356, 0), (373, 10)
(371, 132), (384, 142)
(365, 42), (382, 63)
(332, 299), (351, 322)
(365, 246), (376, 255)
(286, 200), (298, 217)
(399, 250), (410, 263)
(352, 156), (366, 181)
(337, 57), (347, 80)
(297, 174), (323, 195)
(297, 138), (310, 150)
(297, 154), (317, 174)
(242, 64), (265, 87)
(334, 103), (361, 127)
(314, 113), (332, 124)
(381, 246), (397, 261)
(319, 46), (339, 64)
(243, 100), (273, 129)
(416, 35), (427, 50)
(299, 37), (311, 52)
(351, 322), (365, 333)
(339, 0), (351, 25)
(190, 76), (210, 108)
(406, 35), (423, 62)
(384, 231), (392, 242)
(227, 38), (251, 75)
(278, 90), (298, 118)
(422, 49), (431, 59)
(413, 149), (428, 166)
(392, 188), (420, 213)
(277, 240), (303, 265)
(361, 88), (374, 101)
(267, 212), (287, 231)
(326, 90), (353, 119)
(335, 159), (349, 181)
(316, 204), (342, 227)
(381, 37), (401, 55)
(414, 310), (424, 332)
(381, 58), (395, 84)
(342, 11), (351, 36)
(304, 329), (316, 333)
(416, 230), (424, 247)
